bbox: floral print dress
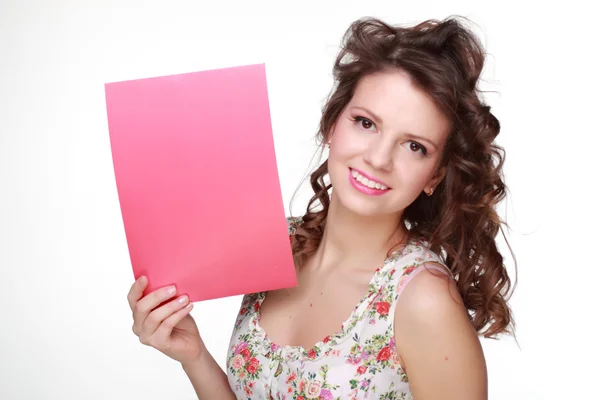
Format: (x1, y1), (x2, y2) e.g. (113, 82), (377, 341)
(226, 217), (451, 400)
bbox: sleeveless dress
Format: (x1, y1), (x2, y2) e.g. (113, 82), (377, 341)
(226, 217), (451, 399)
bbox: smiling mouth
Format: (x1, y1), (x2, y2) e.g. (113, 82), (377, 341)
(350, 168), (390, 191)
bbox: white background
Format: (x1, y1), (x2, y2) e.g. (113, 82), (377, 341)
(1, 0), (598, 399)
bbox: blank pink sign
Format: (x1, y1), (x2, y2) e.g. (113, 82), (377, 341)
(105, 64), (297, 302)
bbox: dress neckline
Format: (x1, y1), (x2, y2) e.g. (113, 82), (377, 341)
(249, 237), (423, 362)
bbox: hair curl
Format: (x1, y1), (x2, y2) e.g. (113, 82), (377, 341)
(292, 16), (516, 338)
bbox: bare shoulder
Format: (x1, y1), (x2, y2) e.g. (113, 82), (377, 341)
(397, 262), (464, 319)
(394, 262), (487, 400)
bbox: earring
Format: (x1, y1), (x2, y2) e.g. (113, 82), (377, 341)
(327, 141), (331, 148)
(427, 187), (435, 196)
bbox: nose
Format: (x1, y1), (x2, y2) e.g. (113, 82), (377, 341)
(363, 135), (393, 171)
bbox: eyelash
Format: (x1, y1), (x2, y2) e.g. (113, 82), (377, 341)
(351, 115), (429, 156)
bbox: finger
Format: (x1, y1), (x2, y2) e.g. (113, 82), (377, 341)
(127, 276), (148, 311)
(152, 302), (194, 343)
(142, 295), (190, 335)
(133, 285), (178, 332)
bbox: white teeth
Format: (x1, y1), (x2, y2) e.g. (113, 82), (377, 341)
(351, 169), (388, 190)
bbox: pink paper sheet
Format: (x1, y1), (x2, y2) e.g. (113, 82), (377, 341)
(105, 64), (297, 302)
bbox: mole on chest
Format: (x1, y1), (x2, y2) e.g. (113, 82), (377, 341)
(258, 285), (367, 349)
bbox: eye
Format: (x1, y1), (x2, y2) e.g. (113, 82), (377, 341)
(408, 141), (428, 156)
(352, 116), (377, 132)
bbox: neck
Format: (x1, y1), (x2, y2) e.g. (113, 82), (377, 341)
(313, 191), (407, 271)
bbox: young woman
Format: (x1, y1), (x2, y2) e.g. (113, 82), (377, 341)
(127, 16), (514, 399)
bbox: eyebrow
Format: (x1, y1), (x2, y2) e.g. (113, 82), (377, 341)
(350, 106), (440, 151)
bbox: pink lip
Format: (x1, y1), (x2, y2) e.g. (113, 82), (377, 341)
(348, 168), (391, 196)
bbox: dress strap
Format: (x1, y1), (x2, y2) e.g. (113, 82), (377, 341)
(385, 241), (454, 299)
(396, 263), (451, 297)
(286, 216), (302, 237)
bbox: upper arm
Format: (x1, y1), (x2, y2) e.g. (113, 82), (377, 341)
(394, 263), (487, 400)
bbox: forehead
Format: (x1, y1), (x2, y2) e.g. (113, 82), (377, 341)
(349, 69), (451, 140)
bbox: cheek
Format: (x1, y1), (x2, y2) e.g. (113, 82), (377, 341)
(391, 157), (438, 189)
(330, 124), (369, 159)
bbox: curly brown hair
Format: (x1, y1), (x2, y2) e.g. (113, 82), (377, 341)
(291, 16), (516, 339)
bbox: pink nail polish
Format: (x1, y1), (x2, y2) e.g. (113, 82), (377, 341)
(178, 295), (188, 304)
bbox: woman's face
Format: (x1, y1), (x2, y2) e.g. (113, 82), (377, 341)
(328, 68), (451, 218)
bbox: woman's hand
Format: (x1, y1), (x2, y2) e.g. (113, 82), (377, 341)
(128, 276), (206, 365)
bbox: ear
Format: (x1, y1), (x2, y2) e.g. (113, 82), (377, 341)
(424, 166), (446, 195)
(327, 122), (337, 146)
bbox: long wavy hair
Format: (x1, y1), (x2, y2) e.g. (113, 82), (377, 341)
(291, 16), (516, 338)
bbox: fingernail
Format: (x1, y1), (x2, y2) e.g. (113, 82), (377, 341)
(166, 286), (176, 295)
(177, 295), (188, 304)
(139, 276), (147, 284)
